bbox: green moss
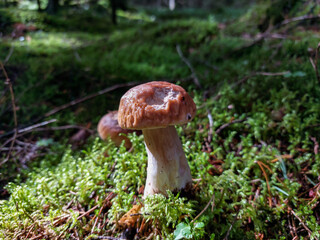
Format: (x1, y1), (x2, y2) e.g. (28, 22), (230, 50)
(2, 1), (320, 238)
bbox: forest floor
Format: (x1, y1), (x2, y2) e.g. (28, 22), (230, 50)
(1, 1), (320, 239)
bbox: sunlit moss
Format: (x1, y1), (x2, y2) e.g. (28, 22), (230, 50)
(1, 1), (320, 239)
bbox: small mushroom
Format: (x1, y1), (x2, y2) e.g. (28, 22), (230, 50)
(118, 81), (196, 197)
(98, 111), (138, 149)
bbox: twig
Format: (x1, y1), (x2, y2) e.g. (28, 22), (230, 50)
(213, 71), (289, 101)
(90, 192), (115, 234)
(176, 45), (202, 89)
(270, 154), (292, 163)
(44, 81), (139, 118)
(291, 209), (318, 240)
(4, 45), (14, 64)
(242, 14), (320, 50)
(77, 205), (99, 220)
(91, 216), (99, 234)
(287, 214), (295, 239)
(191, 192), (215, 223)
(18, 119), (58, 134)
(74, 51), (81, 62)
(315, 42), (320, 84)
(212, 73), (255, 101)
(196, 59), (219, 71)
(24, 223), (35, 240)
(0, 147), (22, 152)
(26, 124), (94, 134)
(0, 120), (94, 142)
(145, 233), (154, 240)
(0, 61), (18, 166)
(291, 215), (298, 239)
(53, 214), (70, 226)
(107, 162), (117, 179)
(223, 209), (240, 240)
(91, 237), (121, 240)
(280, 14), (320, 26)
(215, 119), (245, 135)
(233, 14), (320, 56)
(207, 111), (214, 142)
(29, 235), (44, 240)
(256, 71), (290, 76)
(0, 119), (57, 150)
(310, 57), (317, 75)
(310, 137), (319, 155)
(232, 32), (269, 55)
(305, 123), (320, 129)
(257, 161), (272, 207)
(12, 229), (25, 239)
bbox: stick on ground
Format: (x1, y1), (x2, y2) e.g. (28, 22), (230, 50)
(176, 44), (202, 89)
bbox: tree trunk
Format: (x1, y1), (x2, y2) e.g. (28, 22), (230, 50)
(109, 0), (127, 25)
(46, 0), (59, 14)
(37, 0), (42, 11)
(169, 0), (175, 10)
(89, 0), (99, 8)
(110, 0), (117, 25)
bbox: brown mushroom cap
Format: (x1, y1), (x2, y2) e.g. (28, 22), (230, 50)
(118, 81), (196, 130)
(98, 111), (136, 149)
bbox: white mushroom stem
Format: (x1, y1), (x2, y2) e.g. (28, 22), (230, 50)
(143, 125), (192, 197)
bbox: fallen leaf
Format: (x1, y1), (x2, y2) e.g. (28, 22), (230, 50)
(118, 205), (142, 228)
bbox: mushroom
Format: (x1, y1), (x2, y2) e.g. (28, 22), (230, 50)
(118, 81), (196, 197)
(98, 111), (138, 149)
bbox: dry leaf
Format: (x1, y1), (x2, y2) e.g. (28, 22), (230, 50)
(118, 205), (142, 228)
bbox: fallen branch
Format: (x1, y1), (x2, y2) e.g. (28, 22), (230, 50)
(176, 45), (202, 89)
(0, 81), (140, 140)
(44, 81), (139, 118)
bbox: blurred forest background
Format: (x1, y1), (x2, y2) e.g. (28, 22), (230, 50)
(1, 0), (320, 239)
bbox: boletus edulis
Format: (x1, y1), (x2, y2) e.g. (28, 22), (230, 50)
(118, 81), (196, 197)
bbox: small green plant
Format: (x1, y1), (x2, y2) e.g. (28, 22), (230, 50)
(174, 221), (205, 240)
(142, 191), (195, 237)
